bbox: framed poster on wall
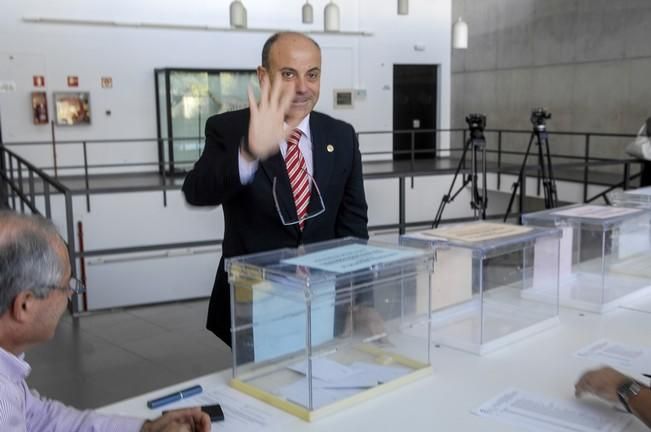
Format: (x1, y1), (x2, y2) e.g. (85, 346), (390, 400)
(31, 91), (48, 125)
(53, 92), (91, 126)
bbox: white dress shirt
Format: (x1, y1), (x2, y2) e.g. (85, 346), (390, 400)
(238, 114), (313, 184)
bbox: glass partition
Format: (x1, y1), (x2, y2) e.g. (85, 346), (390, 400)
(155, 68), (259, 175)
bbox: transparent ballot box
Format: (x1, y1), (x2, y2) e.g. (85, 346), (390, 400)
(522, 204), (651, 312)
(226, 238), (434, 421)
(611, 186), (651, 209)
(400, 222), (561, 355)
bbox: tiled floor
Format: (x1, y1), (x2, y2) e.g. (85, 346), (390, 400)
(25, 299), (232, 409)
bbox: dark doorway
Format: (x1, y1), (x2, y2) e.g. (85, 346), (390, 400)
(393, 64), (438, 161)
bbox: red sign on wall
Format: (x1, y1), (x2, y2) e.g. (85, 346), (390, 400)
(33, 75), (45, 87)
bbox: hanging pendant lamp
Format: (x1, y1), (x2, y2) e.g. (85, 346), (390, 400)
(324, 1), (340, 32)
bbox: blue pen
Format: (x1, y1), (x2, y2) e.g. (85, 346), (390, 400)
(146, 385), (203, 409)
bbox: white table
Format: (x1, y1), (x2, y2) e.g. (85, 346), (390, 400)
(100, 307), (651, 431)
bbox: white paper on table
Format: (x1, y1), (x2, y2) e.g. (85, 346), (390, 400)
(252, 279), (335, 362)
(160, 385), (293, 432)
(575, 339), (651, 376)
(287, 357), (356, 382)
(552, 205), (642, 220)
(279, 360), (412, 408)
(276, 377), (359, 409)
(473, 388), (631, 432)
(287, 359), (411, 388)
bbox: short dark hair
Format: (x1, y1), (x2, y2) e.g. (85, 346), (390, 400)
(261, 32), (321, 69)
(0, 211), (65, 315)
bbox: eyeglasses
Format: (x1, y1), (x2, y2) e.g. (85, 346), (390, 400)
(272, 170), (325, 226)
(52, 277), (85, 297)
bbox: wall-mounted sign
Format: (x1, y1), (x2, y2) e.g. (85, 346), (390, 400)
(31, 92), (48, 125)
(333, 89), (354, 109)
(101, 76), (113, 88)
(67, 76), (79, 87)
(0, 81), (17, 93)
(33, 75), (45, 87)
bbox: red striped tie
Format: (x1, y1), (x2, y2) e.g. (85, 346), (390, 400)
(285, 128), (311, 230)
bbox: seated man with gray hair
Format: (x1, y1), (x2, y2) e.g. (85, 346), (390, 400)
(0, 211), (210, 432)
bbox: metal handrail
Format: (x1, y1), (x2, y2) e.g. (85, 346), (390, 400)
(0, 144), (80, 312)
(1, 125), (645, 314)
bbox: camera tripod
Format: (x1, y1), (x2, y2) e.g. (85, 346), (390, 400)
(503, 116), (558, 223)
(433, 116), (487, 228)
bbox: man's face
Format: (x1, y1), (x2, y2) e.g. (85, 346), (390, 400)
(260, 34), (321, 125)
(32, 239), (71, 341)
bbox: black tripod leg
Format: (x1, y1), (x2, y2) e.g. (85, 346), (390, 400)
(433, 138), (472, 227)
(535, 131), (550, 208)
(543, 135), (558, 206)
(504, 133), (535, 222)
(481, 138), (487, 219)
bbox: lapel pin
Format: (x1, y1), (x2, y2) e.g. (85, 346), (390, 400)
(326, 144), (334, 153)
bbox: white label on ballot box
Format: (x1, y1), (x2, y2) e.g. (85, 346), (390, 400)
(281, 243), (421, 274)
(252, 280), (335, 362)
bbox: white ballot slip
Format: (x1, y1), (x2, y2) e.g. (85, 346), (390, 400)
(575, 339), (651, 377)
(474, 388), (631, 432)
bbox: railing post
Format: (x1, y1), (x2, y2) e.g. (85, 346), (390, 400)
(44, 182), (51, 219)
(410, 131), (415, 167)
(0, 146), (8, 208)
(17, 160), (24, 213)
(583, 134), (590, 202)
(64, 190), (81, 314)
(623, 162), (630, 191)
(399, 177), (406, 235)
(28, 170), (35, 210)
(497, 131), (502, 190)
(161, 164), (168, 207)
(82, 141), (91, 212)
(51, 120), (58, 177)
(8, 155), (16, 209)
(461, 129), (467, 169)
(518, 169), (527, 225)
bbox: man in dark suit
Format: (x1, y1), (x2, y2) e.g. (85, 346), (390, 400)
(182, 32), (369, 347)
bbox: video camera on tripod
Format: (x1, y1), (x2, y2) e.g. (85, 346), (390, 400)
(504, 108), (558, 223)
(530, 108), (551, 128)
(466, 113), (487, 132)
(432, 113), (488, 227)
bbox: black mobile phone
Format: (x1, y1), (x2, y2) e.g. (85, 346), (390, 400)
(201, 404), (225, 422)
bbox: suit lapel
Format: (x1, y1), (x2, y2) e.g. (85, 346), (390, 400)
(306, 113), (334, 229)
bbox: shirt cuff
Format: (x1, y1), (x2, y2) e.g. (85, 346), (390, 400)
(238, 148), (259, 185)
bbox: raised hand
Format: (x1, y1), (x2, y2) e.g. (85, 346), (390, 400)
(246, 73), (294, 160)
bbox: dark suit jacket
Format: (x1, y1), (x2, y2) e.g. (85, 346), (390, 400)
(182, 108), (369, 346)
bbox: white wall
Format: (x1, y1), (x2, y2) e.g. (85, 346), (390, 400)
(0, 0), (452, 168)
(0, 0), (455, 310)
